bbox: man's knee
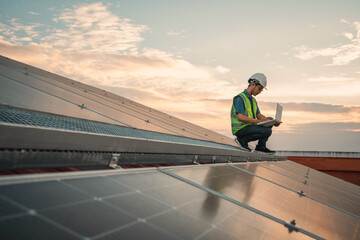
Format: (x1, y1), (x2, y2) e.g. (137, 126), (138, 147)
(262, 127), (272, 137)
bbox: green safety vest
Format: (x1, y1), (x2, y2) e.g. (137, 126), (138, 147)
(230, 92), (258, 135)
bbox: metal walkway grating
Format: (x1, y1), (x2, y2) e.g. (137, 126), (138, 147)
(0, 106), (239, 151)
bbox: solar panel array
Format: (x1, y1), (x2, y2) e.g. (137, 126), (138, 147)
(0, 106), (238, 151)
(0, 55), (286, 171)
(0, 55), (235, 146)
(0, 160), (358, 240)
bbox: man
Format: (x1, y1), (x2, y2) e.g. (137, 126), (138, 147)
(230, 73), (281, 153)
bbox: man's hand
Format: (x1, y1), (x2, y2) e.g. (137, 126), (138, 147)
(274, 121), (282, 127)
(257, 114), (271, 122)
(266, 116), (282, 127)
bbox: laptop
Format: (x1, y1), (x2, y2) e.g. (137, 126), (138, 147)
(257, 103), (283, 127)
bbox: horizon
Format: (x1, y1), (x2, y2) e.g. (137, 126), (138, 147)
(0, 0), (359, 152)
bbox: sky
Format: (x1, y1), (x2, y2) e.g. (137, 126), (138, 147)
(0, 0), (359, 152)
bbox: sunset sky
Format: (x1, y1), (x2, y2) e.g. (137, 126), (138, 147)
(1, 0), (359, 151)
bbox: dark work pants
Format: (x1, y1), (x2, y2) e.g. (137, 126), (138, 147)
(235, 125), (272, 147)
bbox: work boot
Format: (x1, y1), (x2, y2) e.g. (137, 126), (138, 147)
(255, 145), (275, 154)
(235, 138), (251, 152)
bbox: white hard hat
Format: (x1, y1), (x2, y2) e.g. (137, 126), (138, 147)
(249, 73), (267, 89)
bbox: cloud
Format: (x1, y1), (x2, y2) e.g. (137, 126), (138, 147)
(198, 98), (232, 108)
(0, 2), (234, 101)
(252, 101), (360, 130)
(279, 102), (360, 113)
(294, 45), (339, 60)
(96, 84), (168, 103)
(166, 30), (186, 37)
(0, 19), (41, 43)
(28, 11), (40, 16)
(287, 122), (360, 134)
(340, 18), (350, 24)
(349, 129), (360, 132)
(0, 23), (14, 36)
(306, 76), (354, 83)
(43, 2), (148, 54)
(293, 20), (360, 65)
(269, 122), (360, 151)
(342, 32), (354, 40)
(215, 65), (230, 74)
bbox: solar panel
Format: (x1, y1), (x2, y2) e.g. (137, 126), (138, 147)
(1, 161), (358, 239)
(166, 162), (360, 240)
(0, 106), (237, 151)
(0, 56), (234, 146)
(231, 163), (360, 217)
(280, 161), (360, 195)
(261, 162), (360, 204)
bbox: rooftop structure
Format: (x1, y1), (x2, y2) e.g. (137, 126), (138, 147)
(0, 56), (359, 239)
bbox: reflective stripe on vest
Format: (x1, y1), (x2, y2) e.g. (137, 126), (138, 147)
(230, 92), (258, 135)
